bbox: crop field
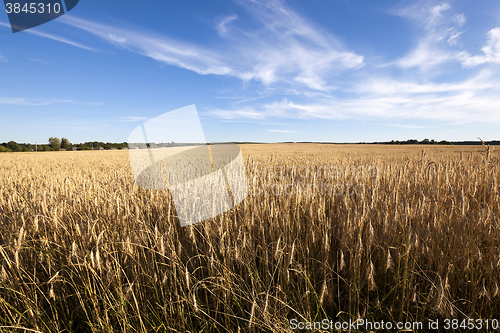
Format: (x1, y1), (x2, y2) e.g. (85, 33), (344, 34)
(0, 144), (499, 332)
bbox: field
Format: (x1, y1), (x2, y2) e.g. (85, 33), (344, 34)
(0, 144), (499, 332)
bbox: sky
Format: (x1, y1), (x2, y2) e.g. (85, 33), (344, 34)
(1, 0), (500, 144)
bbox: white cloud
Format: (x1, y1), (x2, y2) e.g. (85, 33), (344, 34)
(0, 21), (97, 51)
(429, 3), (451, 24)
(208, 107), (269, 119)
(453, 14), (466, 26)
(383, 124), (429, 129)
(60, 16), (235, 77)
(208, 68), (500, 124)
(392, 2), (466, 70)
(211, 92), (500, 123)
(447, 30), (463, 46)
(59, 0), (363, 91)
(28, 58), (49, 65)
(7, 1), (499, 128)
(107, 33), (127, 44)
(117, 116), (150, 122)
(233, 0), (364, 89)
(27, 29), (98, 51)
(460, 28), (500, 67)
(0, 54), (7, 62)
(216, 15), (238, 36)
(391, 1), (500, 73)
(51, 98), (104, 106)
(269, 129), (297, 133)
(356, 70), (494, 95)
(5, 0), (363, 92)
(396, 42), (453, 70)
(0, 97), (51, 106)
(0, 97), (102, 106)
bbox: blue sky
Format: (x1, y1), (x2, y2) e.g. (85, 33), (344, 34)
(1, 0), (500, 144)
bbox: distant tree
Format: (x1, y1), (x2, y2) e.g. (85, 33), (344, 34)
(49, 137), (61, 150)
(61, 138), (71, 150)
(420, 138), (430, 144)
(7, 141), (20, 152)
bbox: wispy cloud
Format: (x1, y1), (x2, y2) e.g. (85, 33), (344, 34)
(28, 58), (49, 65)
(208, 65), (500, 124)
(382, 123), (429, 129)
(0, 97), (102, 106)
(269, 129), (297, 133)
(116, 116), (150, 122)
(7, 1), (500, 128)
(0, 54), (7, 62)
(59, 0), (363, 91)
(355, 70), (494, 95)
(216, 15), (238, 36)
(211, 94), (500, 123)
(231, 0), (364, 89)
(459, 28), (500, 67)
(0, 21), (97, 51)
(0, 97), (51, 106)
(391, 1), (500, 71)
(5, 1), (363, 92)
(27, 29), (98, 51)
(51, 98), (104, 106)
(60, 16), (234, 76)
(391, 2), (466, 70)
(208, 107), (269, 119)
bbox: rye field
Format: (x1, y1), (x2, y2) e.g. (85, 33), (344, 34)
(0, 143), (499, 332)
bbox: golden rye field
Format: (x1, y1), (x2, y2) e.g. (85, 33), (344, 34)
(0, 144), (499, 332)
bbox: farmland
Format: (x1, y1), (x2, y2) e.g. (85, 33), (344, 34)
(0, 144), (499, 332)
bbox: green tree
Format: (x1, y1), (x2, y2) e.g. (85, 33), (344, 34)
(49, 137), (61, 150)
(7, 141), (20, 152)
(61, 138), (71, 150)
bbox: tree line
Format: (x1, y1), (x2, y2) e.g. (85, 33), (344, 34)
(377, 139), (453, 145)
(0, 138), (129, 152)
(2, 138), (499, 153)
(374, 139), (500, 145)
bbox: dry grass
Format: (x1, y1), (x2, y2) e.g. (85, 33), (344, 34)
(0, 144), (499, 332)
